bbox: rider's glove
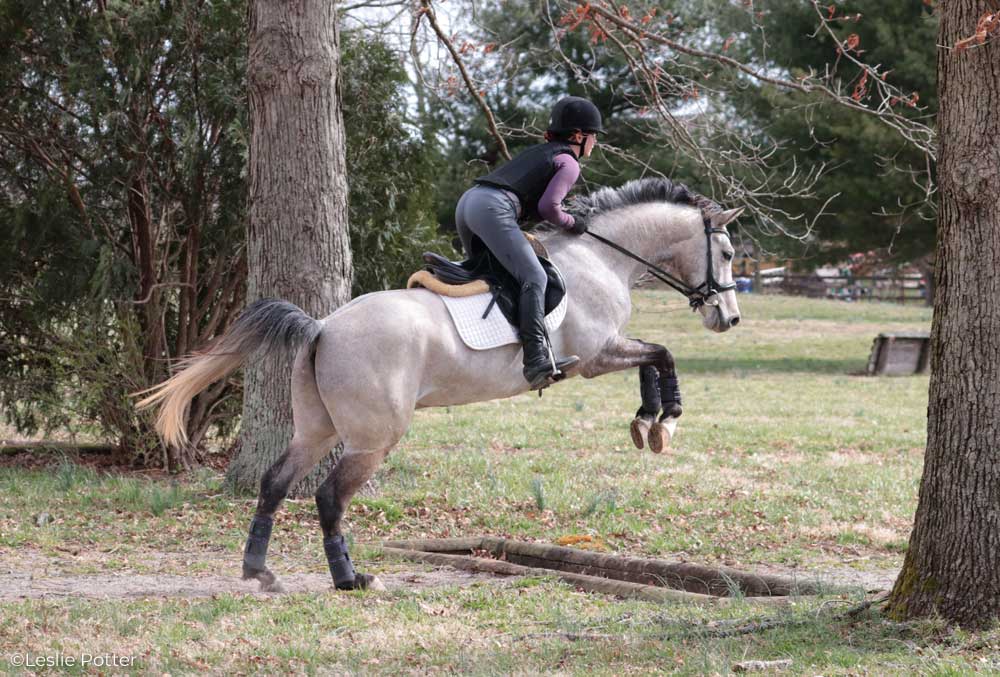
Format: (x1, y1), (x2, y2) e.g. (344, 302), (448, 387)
(567, 214), (589, 236)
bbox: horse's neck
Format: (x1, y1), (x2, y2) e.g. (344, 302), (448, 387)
(551, 204), (696, 287)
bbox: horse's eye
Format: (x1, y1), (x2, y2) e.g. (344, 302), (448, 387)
(722, 252), (734, 262)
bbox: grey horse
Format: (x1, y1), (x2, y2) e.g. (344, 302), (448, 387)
(137, 178), (742, 591)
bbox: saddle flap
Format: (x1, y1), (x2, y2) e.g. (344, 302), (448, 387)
(439, 290), (569, 351)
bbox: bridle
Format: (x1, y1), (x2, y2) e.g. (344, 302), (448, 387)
(585, 215), (736, 310)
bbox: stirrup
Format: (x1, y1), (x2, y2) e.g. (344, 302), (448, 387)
(525, 354), (579, 390)
(545, 337), (579, 380)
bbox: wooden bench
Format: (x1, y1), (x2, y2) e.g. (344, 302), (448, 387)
(866, 332), (931, 375)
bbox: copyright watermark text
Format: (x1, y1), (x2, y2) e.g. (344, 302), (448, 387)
(7, 652), (137, 668)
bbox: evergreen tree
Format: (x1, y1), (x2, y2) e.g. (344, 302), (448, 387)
(0, 0), (249, 467)
(720, 1), (938, 264)
(341, 34), (448, 293)
(0, 1), (441, 466)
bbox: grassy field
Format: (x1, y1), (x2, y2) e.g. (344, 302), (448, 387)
(2, 293), (998, 675)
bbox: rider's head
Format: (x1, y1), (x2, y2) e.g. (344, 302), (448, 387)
(545, 96), (603, 159)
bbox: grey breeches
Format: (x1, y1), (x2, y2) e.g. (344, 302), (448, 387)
(455, 185), (547, 291)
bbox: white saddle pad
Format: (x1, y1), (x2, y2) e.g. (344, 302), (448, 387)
(440, 292), (569, 350)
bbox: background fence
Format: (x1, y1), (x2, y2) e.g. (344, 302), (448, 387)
(755, 273), (928, 305)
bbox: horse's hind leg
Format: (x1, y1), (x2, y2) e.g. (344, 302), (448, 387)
(310, 319), (417, 591)
(315, 446), (392, 590)
(242, 345), (337, 592)
(241, 432), (339, 592)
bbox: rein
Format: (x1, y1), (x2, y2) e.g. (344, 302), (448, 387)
(585, 222), (736, 310)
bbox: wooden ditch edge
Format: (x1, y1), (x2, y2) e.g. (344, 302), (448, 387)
(379, 537), (837, 605)
(0, 441), (119, 455)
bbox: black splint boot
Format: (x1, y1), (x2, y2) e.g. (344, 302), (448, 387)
(519, 282), (578, 390)
(324, 534), (359, 590)
(323, 534), (376, 591)
(243, 515), (273, 574)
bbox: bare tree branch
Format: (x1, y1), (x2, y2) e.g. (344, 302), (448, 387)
(417, 0), (511, 160)
(573, 0), (935, 159)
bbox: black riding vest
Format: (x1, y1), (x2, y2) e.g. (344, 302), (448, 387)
(473, 142), (576, 221)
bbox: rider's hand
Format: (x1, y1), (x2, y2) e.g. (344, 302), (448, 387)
(567, 216), (588, 236)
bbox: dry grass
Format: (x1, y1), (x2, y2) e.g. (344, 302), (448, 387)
(3, 293), (997, 674)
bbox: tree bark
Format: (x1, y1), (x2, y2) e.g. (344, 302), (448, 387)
(886, 1), (1000, 628)
(226, 0), (353, 497)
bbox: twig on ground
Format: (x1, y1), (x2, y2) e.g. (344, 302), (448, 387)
(512, 617), (805, 643)
(733, 659), (793, 672)
(843, 591), (891, 619)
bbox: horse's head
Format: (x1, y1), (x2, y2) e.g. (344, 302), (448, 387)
(663, 204), (743, 333)
(559, 177), (744, 332)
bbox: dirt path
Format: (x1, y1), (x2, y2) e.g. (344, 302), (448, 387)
(754, 563), (898, 594)
(1, 569), (504, 600)
(0, 547), (896, 602)
(0, 547), (509, 601)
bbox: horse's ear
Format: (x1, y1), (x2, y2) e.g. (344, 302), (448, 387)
(711, 207), (744, 228)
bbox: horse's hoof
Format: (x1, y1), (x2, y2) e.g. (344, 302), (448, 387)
(648, 421), (672, 454)
(243, 564), (285, 593)
(335, 573), (384, 591)
(260, 577), (286, 593)
(630, 417), (651, 450)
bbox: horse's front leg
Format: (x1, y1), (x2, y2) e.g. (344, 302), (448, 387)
(580, 336), (683, 453)
(631, 339), (683, 453)
(631, 365), (661, 450)
(648, 364), (683, 453)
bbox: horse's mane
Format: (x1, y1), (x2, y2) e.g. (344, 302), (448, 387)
(534, 177), (722, 234)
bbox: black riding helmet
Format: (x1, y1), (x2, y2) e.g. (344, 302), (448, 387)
(547, 96), (604, 135)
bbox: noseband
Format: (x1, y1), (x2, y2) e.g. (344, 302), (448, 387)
(585, 216), (736, 310)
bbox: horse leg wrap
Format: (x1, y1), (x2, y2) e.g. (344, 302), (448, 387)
(243, 515), (273, 571)
(658, 374), (683, 420)
(324, 535), (357, 589)
(637, 365), (661, 418)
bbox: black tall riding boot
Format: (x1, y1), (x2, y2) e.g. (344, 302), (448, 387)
(519, 282), (579, 389)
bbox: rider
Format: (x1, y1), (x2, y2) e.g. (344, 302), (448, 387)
(454, 96), (603, 389)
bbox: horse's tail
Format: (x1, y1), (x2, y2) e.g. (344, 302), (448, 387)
(135, 298), (323, 448)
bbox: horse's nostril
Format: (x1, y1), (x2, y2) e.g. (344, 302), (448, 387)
(730, 316), (741, 327)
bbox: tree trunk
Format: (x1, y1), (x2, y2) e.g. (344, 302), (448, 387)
(226, 0), (353, 497)
(886, 1), (1000, 628)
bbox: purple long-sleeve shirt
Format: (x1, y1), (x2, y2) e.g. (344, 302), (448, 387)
(536, 153), (580, 229)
